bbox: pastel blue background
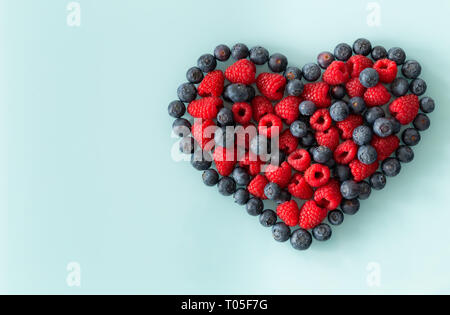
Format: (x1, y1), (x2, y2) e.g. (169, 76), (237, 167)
(1, 0), (449, 294)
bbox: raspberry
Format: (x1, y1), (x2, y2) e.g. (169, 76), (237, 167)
(187, 97), (223, 119)
(310, 108), (332, 132)
(336, 114), (363, 139)
(315, 126), (340, 151)
(349, 159), (379, 182)
(256, 73), (286, 101)
(198, 70), (225, 97)
(277, 200), (300, 227)
(389, 94), (419, 125)
(371, 135), (400, 161)
(258, 113), (283, 138)
(192, 119), (216, 150)
(373, 59), (398, 83)
(287, 149), (311, 172)
(314, 179), (342, 211)
(345, 77), (366, 98)
(334, 140), (358, 164)
(346, 55), (374, 78)
(304, 163), (330, 188)
(232, 102), (253, 124)
(239, 151), (263, 176)
(265, 162), (292, 188)
(364, 83), (391, 107)
(301, 82), (331, 108)
(247, 174), (268, 200)
(251, 95), (274, 122)
(299, 200), (327, 230)
(288, 173), (313, 200)
(225, 59), (256, 85)
(279, 129), (299, 154)
(322, 61), (351, 85)
(213, 146), (237, 176)
(274, 96), (301, 124)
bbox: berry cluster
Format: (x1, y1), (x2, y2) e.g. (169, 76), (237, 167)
(169, 40), (435, 251)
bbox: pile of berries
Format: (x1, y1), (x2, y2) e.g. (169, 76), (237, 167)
(169, 39), (435, 251)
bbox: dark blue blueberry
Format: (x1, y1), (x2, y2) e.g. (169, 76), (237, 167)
(358, 181), (372, 200)
(226, 84), (249, 103)
(371, 46), (387, 60)
(349, 97), (366, 114)
(373, 117), (394, 137)
(275, 190), (291, 204)
(246, 197), (263, 216)
(413, 113), (430, 131)
(232, 167), (250, 186)
(218, 177), (236, 196)
(259, 209), (277, 227)
(359, 68), (379, 88)
(177, 82), (197, 102)
(302, 63), (321, 81)
(396, 145), (414, 163)
(312, 146), (332, 164)
(382, 157), (401, 177)
(269, 150), (286, 167)
(388, 47), (406, 65)
(402, 60), (422, 79)
(331, 85), (346, 99)
(387, 117), (402, 134)
(231, 43), (249, 60)
(234, 188), (250, 205)
(334, 43), (353, 61)
(273, 222), (291, 243)
(402, 128), (421, 146)
(168, 100), (186, 118)
(284, 66), (302, 81)
(179, 136), (195, 154)
(335, 164), (351, 182)
(353, 38), (372, 56)
(410, 78), (427, 96)
(172, 118), (191, 137)
(299, 100), (316, 116)
(186, 67), (204, 83)
(301, 132), (316, 147)
(358, 145), (378, 165)
(370, 172), (386, 190)
(214, 126), (234, 148)
(312, 224), (332, 242)
(325, 158), (336, 169)
(290, 229), (312, 250)
(390, 77), (410, 97)
(246, 85), (256, 101)
(353, 125), (373, 145)
(340, 180), (361, 200)
(329, 101), (349, 122)
(341, 198), (360, 215)
(290, 120), (308, 138)
(197, 54), (217, 73)
(264, 182), (281, 200)
(268, 53), (288, 73)
(214, 44), (231, 61)
(328, 210), (344, 226)
(364, 107), (385, 125)
(286, 79), (304, 96)
(249, 46), (269, 65)
(216, 107), (234, 126)
(191, 150), (212, 171)
(420, 97), (435, 113)
(202, 169), (219, 186)
(317, 51), (335, 69)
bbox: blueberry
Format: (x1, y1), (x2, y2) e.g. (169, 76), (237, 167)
(284, 66), (302, 81)
(335, 164), (351, 182)
(341, 198), (360, 215)
(197, 54), (217, 73)
(359, 68), (379, 88)
(358, 181), (372, 200)
(172, 118), (191, 137)
(232, 167), (250, 186)
(290, 229), (312, 250)
(275, 190), (292, 204)
(302, 63), (321, 81)
(334, 43), (353, 61)
(218, 177), (236, 196)
(328, 210), (344, 226)
(186, 67), (204, 84)
(179, 136), (195, 154)
(373, 117), (394, 137)
(331, 85), (346, 99)
(168, 100), (186, 118)
(299, 100), (316, 116)
(269, 150), (286, 167)
(382, 157), (401, 177)
(312, 146), (332, 164)
(329, 101), (349, 122)
(177, 82), (197, 103)
(202, 169), (219, 186)
(312, 224), (332, 241)
(214, 126), (234, 148)
(301, 132), (316, 147)
(364, 107), (385, 125)
(226, 84), (249, 103)
(259, 210), (277, 227)
(246, 85), (256, 102)
(396, 145), (414, 163)
(353, 38), (372, 56)
(348, 97), (366, 114)
(317, 51), (335, 69)
(216, 107), (234, 126)
(290, 120), (308, 138)
(286, 79), (304, 96)
(246, 197), (263, 216)
(353, 125), (373, 145)
(410, 78), (427, 96)
(191, 150), (212, 171)
(420, 97), (435, 113)
(388, 47), (406, 65)
(340, 180), (361, 199)
(264, 182), (281, 200)
(234, 188), (250, 205)
(358, 145), (378, 165)
(269, 53), (288, 73)
(231, 43), (249, 60)
(369, 172), (386, 190)
(387, 117), (402, 134)
(402, 128), (421, 146)
(249, 46), (269, 65)
(273, 222), (291, 243)
(371, 46), (388, 60)
(325, 158), (336, 169)
(413, 113), (430, 131)
(250, 135), (270, 157)
(402, 60), (422, 79)
(390, 77), (409, 97)
(214, 44), (231, 61)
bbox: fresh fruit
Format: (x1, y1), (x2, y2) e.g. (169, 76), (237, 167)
(179, 136), (195, 154)
(340, 198), (360, 215)
(213, 146), (237, 176)
(198, 70), (225, 97)
(329, 100), (350, 122)
(264, 182), (281, 200)
(389, 94), (419, 125)
(410, 78), (427, 96)
(272, 222), (291, 242)
(225, 59), (256, 85)
(256, 72), (287, 100)
(336, 114), (363, 139)
(168, 100), (186, 118)
(322, 61), (350, 85)
(172, 118), (191, 137)
(371, 46), (387, 60)
(371, 135), (400, 161)
(347, 55), (374, 78)
(334, 140), (358, 164)
(284, 66), (302, 80)
(268, 53), (288, 73)
(340, 180), (360, 199)
(334, 43), (352, 61)
(369, 172), (386, 190)
(197, 54), (217, 72)
(312, 224), (332, 241)
(396, 145), (414, 163)
(233, 188), (250, 205)
(301, 82), (331, 108)
(312, 146), (332, 164)
(246, 197), (264, 216)
(249, 46), (269, 65)
(187, 97), (223, 119)
(387, 47), (406, 65)
(328, 210), (344, 226)
(304, 163), (331, 188)
(259, 209), (277, 227)
(232, 167), (251, 186)
(225, 83), (249, 102)
(381, 157), (401, 177)
(192, 119), (216, 150)
(349, 159), (379, 182)
(247, 174), (269, 199)
(274, 96), (301, 124)
(302, 63), (322, 81)
(251, 95), (274, 122)
(265, 162), (292, 188)
(310, 108), (332, 131)
(177, 82), (197, 103)
(373, 117), (394, 138)
(413, 113), (430, 131)
(420, 97), (435, 113)
(299, 100), (316, 116)
(231, 43), (249, 60)
(186, 67), (204, 83)
(214, 44), (231, 61)
(373, 59), (398, 83)
(286, 79), (304, 96)
(218, 177), (237, 196)
(345, 77), (366, 98)
(402, 128), (421, 146)
(299, 200), (328, 230)
(288, 173), (314, 200)
(279, 129), (299, 154)
(277, 200), (300, 226)
(353, 125), (373, 145)
(364, 83), (391, 107)
(357, 145), (378, 165)
(202, 169), (219, 186)
(391, 77), (410, 97)
(314, 179), (342, 210)
(353, 38), (372, 56)
(232, 102), (253, 125)
(317, 51), (335, 69)
(290, 229), (312, 250)
(315, 126), (340, 151)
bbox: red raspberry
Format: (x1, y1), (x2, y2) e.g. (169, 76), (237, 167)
(251, 95), (274, 122)
(256, 73), (286, 101)
(310, 108), (332, 132)
(191, 119), (216, 150)
(334, 140), (358, 164)
(349, 159), (379, 182)
(198, 70), (225, 97)
(314, 179), (342, 211)
(347, 55), (374, 78)
(288, 173), (313, 200)
(213, 146), (236, 176)
(258, 113), (283, 138)
(279, 129), (299, 154)
(265, 162), (292, 188)
(304, 163), (330, 188)
(373, 59), (398, 83)
(322, 61), (351, 85)
(301, 82), (331, 108)
(277, 200), (300, 227)
(239, 151), (263, 176)
(287, 149), (311, 172)
(345, 77), (366, 98)
(187, 97), (223, 119)
(371, 135), (400, 161)
(274, 96), (301, 124)
(247, 174), (268, 200)
(225, 59), (256, 85)
(336, 114), (363, 139)
(299, 200), (327, 230)
(389, 94), (419, 125)
(315, 126), (340, 151)
(364, 83), (391, 107)
(232, 102), (253, 124)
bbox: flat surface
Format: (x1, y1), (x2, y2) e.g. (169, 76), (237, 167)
(1, 0), (450, 294)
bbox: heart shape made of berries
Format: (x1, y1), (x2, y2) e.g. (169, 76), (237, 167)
(169, 40), (434, 251)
